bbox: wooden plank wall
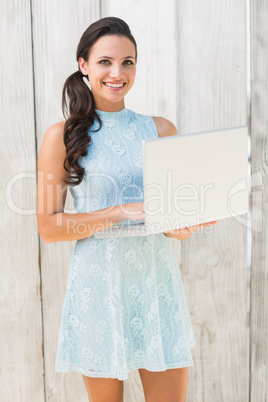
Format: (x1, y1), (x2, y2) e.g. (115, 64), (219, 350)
(32, 2), (100, 401)
(0, 0), (44, 400)
(177, 1), (248, 401)
(1, 0), (267, 401)
(250, 0), (268, 400)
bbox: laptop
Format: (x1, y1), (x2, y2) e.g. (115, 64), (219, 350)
(94, 126), (249, 238)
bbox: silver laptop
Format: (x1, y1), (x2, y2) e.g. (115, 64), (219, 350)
(94, 126), (249, 238)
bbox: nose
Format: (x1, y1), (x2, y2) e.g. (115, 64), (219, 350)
(109, 63), (124, 79)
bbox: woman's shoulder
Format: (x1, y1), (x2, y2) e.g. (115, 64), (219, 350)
(46, 119), (66, 134)
(129, 109), (177, 138)
(151, 116), (177, 138)
(43, 120), (66, 141)
(40, 120), (66, 155)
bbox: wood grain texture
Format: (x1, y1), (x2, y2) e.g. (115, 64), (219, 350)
(0, 0), (44, 400)
(176, 1), (248, 401)
(32, 1), (100, 401)
(250, 0), (268, 400)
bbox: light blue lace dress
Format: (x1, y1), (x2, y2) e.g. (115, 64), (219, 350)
(55, 107), (196, 380)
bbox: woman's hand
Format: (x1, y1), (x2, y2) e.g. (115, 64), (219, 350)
(164, 221), (217, 240)
(120, 202), (145, 221)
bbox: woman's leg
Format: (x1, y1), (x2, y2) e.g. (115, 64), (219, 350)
(82, 375), (124, 402)
(138, 367), (188, 402)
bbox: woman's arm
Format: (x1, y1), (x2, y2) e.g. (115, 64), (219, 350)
(37, 122), (144, 243)
(164, 221), (217, 239)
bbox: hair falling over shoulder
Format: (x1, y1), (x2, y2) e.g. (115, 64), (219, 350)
(62, 17), (137, 186)
(62, 69), (101, 186)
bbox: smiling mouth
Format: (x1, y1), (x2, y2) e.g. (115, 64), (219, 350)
(103, 82), (126, 88)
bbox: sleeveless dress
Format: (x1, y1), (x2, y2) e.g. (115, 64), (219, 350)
(55, 107), (196, 380)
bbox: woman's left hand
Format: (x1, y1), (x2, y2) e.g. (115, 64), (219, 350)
(164, 221), (217, 240)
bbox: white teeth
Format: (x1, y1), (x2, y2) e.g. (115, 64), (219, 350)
(104, 82), (124, 88)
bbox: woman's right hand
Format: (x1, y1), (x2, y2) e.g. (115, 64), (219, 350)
(164, 221), (217, 239)
(120, 202), (144, 221)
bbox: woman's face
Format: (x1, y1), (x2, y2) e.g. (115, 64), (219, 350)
(79, 35), (137, 111)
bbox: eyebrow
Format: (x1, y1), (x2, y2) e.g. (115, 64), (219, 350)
(97, 56), (135, 60)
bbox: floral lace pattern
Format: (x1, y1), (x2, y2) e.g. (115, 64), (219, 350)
(55, 108), (196, 380)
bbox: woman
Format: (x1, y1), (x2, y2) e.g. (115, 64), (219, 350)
(37, 16), (216, 402)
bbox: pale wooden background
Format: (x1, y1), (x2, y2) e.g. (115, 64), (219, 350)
(1, 0), (267, 401)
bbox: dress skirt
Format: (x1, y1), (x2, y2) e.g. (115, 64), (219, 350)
(55, 232), (196, 380)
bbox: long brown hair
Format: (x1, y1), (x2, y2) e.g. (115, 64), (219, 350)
(62, 17), (137, 186)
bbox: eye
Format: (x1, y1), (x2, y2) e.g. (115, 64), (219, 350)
(99, 59), (134, 65)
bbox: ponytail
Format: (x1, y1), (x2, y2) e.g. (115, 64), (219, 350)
(62, 70), (102, 186)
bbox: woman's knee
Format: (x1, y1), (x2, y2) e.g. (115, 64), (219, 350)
(138, 367), (188, 402)
(82, 374), (124, 402)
